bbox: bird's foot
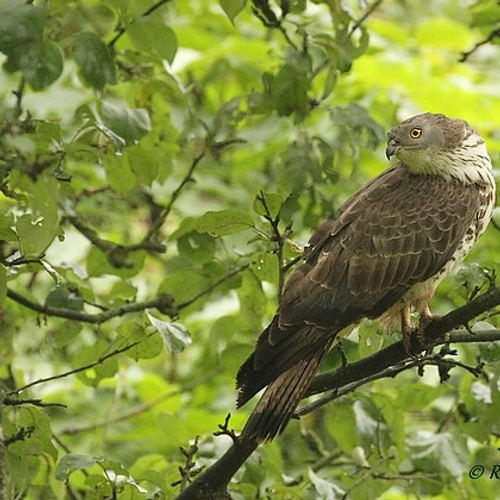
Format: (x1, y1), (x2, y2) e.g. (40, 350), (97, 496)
(416, 309), (442, 348)
(403, 312), (442, 357)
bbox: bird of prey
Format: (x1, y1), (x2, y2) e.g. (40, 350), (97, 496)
(236, 112), (496, 442)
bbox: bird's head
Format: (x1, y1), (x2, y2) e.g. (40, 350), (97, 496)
(385, 112), (491, 183)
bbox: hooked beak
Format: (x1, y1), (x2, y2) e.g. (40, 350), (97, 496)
(385, 139), (398, 160)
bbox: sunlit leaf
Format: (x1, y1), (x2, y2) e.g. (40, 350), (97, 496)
(146, 311), (192, 353)
(220, 0), (246, 23)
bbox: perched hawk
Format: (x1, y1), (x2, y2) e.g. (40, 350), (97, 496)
(236, 113), (496, 442)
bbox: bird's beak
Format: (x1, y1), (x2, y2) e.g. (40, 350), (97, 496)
(385, 139), (398, 160)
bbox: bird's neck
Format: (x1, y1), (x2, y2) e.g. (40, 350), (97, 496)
(398, 132), (494, 187)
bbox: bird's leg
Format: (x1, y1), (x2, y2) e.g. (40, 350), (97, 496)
(401, 306), (414, 356)
(417, 304), (442, 347)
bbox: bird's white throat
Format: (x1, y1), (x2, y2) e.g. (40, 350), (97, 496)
(397, 131), (494, 186)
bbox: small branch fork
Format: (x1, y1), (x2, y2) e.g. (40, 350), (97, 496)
(460, 27), (500, 62)
(255, 191), (288, 298)
(176, 285), (500, 499)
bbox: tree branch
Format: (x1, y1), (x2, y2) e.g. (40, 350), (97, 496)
(255, 191), (287, 298)
(6, 289), (176, 323)
(65, 213), (166, 268)
(177, 263), (250, 310)
(143, 151), (205, 242)
(11, 76), (26, 121)
(349, 0), (384, 37)
(175, 285), (500, 499)
(307, 285), (500, 397)
(6, 334), (154, 395)
(460, 27), (500, 62)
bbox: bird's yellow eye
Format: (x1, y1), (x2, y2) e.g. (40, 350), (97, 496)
(410, 128), (423, 139)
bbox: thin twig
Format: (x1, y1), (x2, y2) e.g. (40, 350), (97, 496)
(59, 367), (221, 435)
(256, 191), (286, 298)
(177, 263), (250, 310)
(3, 397), (66, 409)
(7, 336), (152, 395)
(144, 151), (205, 242)
(12, 77), (26, 121)
(349, 0), (383, 36)
(108, 0), (172, 50)
(460, 27), (500, 62)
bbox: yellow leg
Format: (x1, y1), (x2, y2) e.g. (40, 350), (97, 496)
(401, 306), (413, 355)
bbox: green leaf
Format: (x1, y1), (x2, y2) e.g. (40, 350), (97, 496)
(126, 147), (159, 186)
(253, 191), (284, 219)
(237, 270), (266, 329)
(197, 209), (253, 236)
(0, 213), (16, 242)
(28, 41), (64, 91)
(12, 174), (60, 257)
(103, 153), (136, 193)
(264, 53), (312, 119)
(415, 18), (473, 51)
(146, 311), (192, 353)
(102, 101), (152, 144)
(127, 18), (178, 63)
(116, 321), (163, 360)
(8, 407), (58, 461)
(220, 0), (246, 23)
(73, 340), (118, 387)
(326, 400), (358, 453)
(51, 320), (82, 348)
(177, 231), (216, 264)
(73, 32), (116, 90)
(0, 1), (62, 90)
(0, 1), (44, 55)
(56, 454), (97, 481)
(0, 264), (5, 306)
(250, 251), (279, 283)
(45, 287), (84, 311)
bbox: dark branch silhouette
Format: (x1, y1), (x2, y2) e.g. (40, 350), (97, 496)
(460, 27), (500, 62)
(176, 285), (500, 499)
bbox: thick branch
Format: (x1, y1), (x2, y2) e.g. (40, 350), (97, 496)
(175, 285), (500, 499)
(308, 285), (500, 396)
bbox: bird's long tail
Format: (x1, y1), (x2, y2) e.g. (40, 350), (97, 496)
(239, 341), (332, 442)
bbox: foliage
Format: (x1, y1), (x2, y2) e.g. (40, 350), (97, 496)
(0, 0), (500, 498)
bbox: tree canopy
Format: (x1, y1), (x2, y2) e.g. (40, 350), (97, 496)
(1, 0), (500, 498)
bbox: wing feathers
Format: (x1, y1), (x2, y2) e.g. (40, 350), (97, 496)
(236, 164), (483, 440)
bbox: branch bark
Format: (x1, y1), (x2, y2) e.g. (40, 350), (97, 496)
(175, 285), (500, 499)
(6, 289), (176, 323)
